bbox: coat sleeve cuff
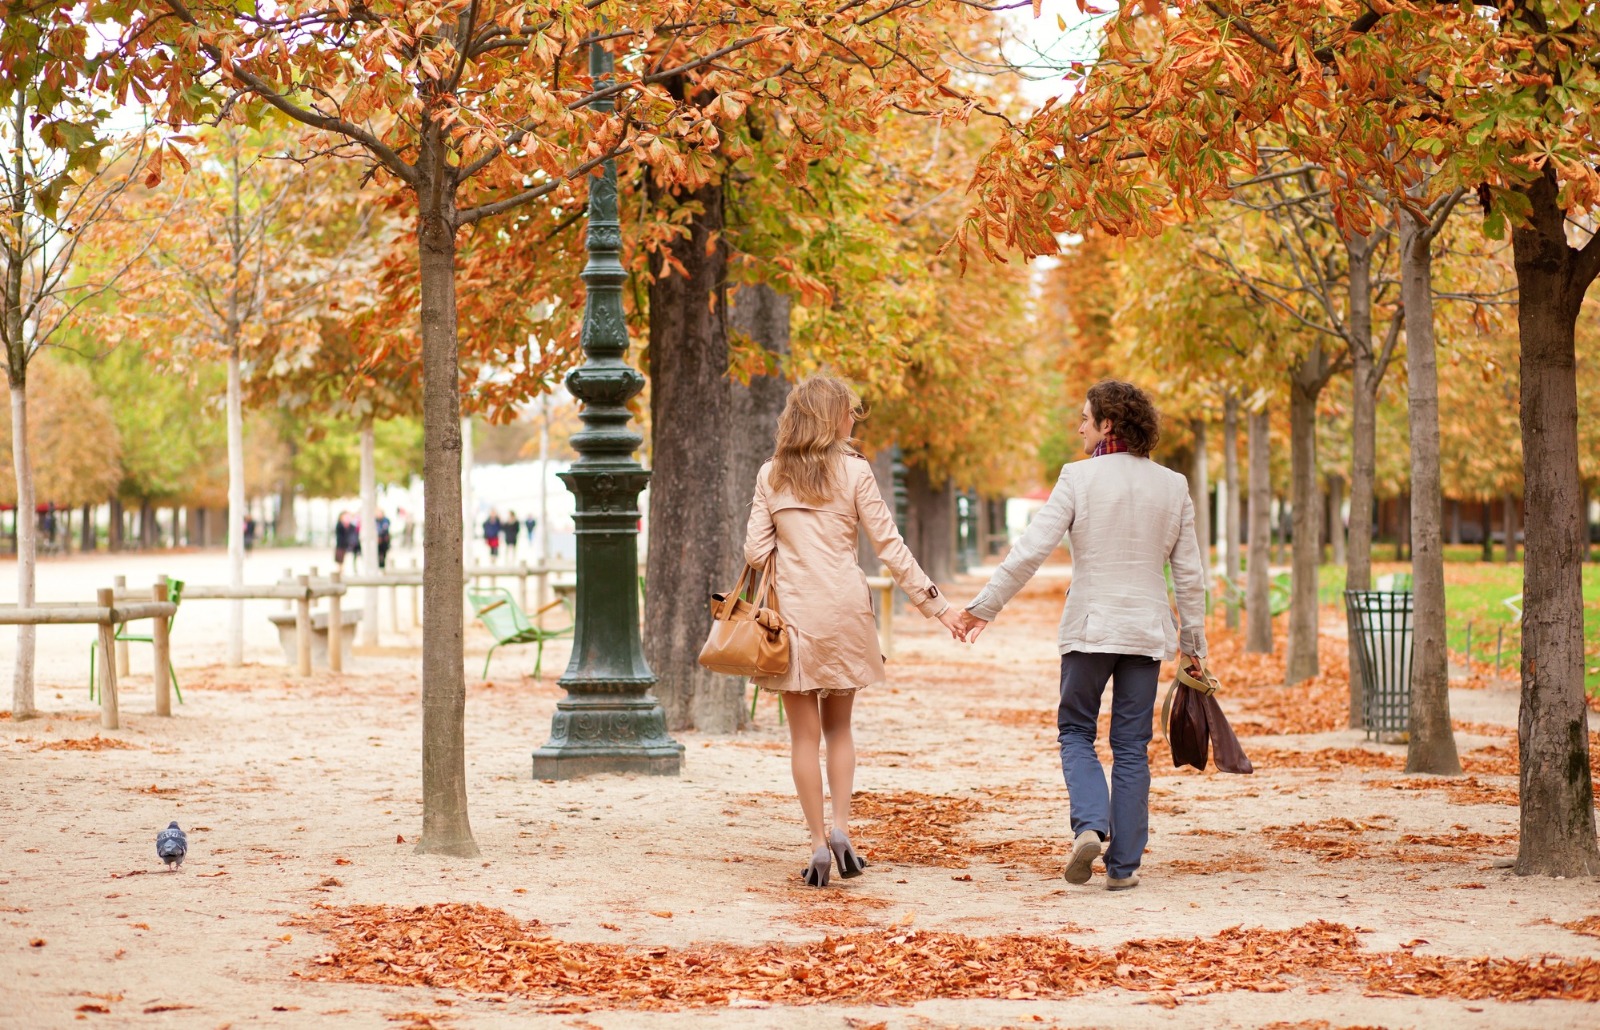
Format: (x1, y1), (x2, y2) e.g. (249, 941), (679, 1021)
(965, 594), (1000, 622)
(918, 597), (950, 618)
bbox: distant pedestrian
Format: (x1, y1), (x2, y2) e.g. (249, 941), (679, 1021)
(243, 515), (257, 552)
(503, 509), (520, 559)
(375, 509), (392, 570)
(524, 515), (537, 556)
(334, 511), (361, 570)
(483, 510), (503, 561)
(398, 507), (416, 548)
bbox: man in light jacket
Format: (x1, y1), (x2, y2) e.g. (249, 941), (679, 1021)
(956, 380), (1208, 891)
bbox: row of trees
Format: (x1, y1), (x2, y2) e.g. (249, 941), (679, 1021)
(14, 1), (1587, 875)
(4, 3), (1053, 857)
(0, 346), (423, 537)
(968, 1), (1598, 877)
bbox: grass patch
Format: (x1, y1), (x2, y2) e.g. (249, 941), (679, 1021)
(1307, 558), (1600, 697)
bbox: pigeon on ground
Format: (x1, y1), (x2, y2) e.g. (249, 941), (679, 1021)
(156, 821), (187, 871)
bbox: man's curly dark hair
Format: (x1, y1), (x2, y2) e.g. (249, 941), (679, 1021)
(1087, 379), (1161, 457)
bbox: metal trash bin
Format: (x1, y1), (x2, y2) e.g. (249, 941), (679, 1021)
(1344, 590), (1414, 740)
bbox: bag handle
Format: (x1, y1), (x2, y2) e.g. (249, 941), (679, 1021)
(1160, 655), (1219, 743)
(713, 563), (760, 620)
(1176, 658), (1219, 696)
(750, 555), (781, 614)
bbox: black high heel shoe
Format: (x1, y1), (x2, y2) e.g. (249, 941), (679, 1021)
(802, 844), (833, 888)
(828, 828), (868, 879)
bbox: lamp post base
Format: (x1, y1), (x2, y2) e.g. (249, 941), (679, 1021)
(530, 748), (683, 779)
(530, 693), (683, 779)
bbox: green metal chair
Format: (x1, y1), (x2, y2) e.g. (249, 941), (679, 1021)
(90, 579), (184, 703)
(469, 586), (573, 680)
(749, 683), (785, 725)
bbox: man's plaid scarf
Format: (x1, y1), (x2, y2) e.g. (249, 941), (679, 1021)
(1092, 434), (1130, 458)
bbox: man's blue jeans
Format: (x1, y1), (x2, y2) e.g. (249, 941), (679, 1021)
(1057, 651), (1161, 878)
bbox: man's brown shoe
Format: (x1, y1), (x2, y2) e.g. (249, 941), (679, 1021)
(1106, 873), (1140, 891)
(1062, 831), (1102, 884)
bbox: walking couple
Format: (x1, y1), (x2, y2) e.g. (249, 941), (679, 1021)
(743, 376), (1208, 891)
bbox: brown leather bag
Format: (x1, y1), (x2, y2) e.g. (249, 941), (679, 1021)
(697, 557), (791, 677)
(1162, 658), (1254, 774)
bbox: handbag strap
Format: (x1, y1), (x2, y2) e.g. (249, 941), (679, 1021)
(714, 563), (761, 620)
(750, 555), (781, 614)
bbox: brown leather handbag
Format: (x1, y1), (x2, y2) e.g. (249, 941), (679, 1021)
(1162, 657), (1254, 774)
(697, 557), (791, 677)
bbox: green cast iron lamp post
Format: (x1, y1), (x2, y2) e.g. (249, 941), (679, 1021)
(531, 37), (682, 779)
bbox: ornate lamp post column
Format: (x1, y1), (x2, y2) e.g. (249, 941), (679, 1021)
(531, 39), (682, 779)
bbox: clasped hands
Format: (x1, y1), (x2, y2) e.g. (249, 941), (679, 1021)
(936, 605), (989, 644)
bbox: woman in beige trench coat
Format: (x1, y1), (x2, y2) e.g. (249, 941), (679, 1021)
(745, 376), (964, 887)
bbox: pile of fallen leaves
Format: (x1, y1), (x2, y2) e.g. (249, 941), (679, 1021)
(1384, 776), (1520, 807)
(785, 895), (892, 930)
(966, 837), (1063, 875)
(1394, 831), (1518, 865)
(291, 904), (1600, 1009)
(966, 707), (1053, 730)
(1240, 746), (1405, 773)
(1561, 916), (1600, 940)
(1160, 854), (1270, 875)
(852, 792), (988, 869)
(1460, 743), (1519, 777)
(1454, 720), (1514, 739)
(1263, 818), (1516, 865)
(1263, 818), (1385, 862)
(33, 735), (138, 752)
(1200, 620), (1351, 736)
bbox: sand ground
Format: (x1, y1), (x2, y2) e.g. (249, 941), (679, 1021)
(2, 550), (1598, 1029)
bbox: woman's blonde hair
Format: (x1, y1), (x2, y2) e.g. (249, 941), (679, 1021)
(770, 376), (860, 504)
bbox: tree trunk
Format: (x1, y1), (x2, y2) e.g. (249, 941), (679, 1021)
(1582, 484), (1593, 563)
(276, 428), (298, 544)
(1286, 360), (1323, 685)
(1343, 230), (1383, 730)
(1318, 486), (1330, 566)
(1503, 493), (1519, 564)
(414, 177), (477, 858)
(460, 415), (474, 567)
(643, 176), (732, 733)
(1346, 234), (1378, 594)
(360, 418), (379, 647)
(714, 283), (792, 733)
(1189, 418), (1210, 566)
(1246, 407), (1273, 653)
(1394, 491), (1411, 562)
(226, 346), (246, 666)
(1510, 166), (1599, 876)
(1399, 204), (1460, 775)
(139, 499), (155, 549)
(9, 381), (35, 718)
(1271, 497), (1284, 566)
(904, 463), (955, 584)
(1449, 498), (1462, 546)
(859, 447), (895, 573)
(1223, 393), (1243, 631)
(1328, 474), (1347, 568)
(80, 503), (94, 552)
(108, 496), (122, 550)
(1482, 500), (1494, 562)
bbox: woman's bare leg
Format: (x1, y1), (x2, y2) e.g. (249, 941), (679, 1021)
(820, 691), (857, 832)
(783, 691), (827, 848)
